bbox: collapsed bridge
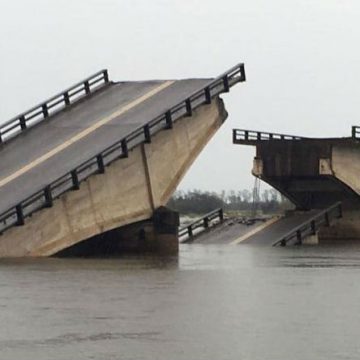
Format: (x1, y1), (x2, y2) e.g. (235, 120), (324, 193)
(233, 126), (360, 241)
(0, 64), (246, 257)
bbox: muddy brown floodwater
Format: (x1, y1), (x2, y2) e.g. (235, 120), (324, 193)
(1, 242), (360, 360)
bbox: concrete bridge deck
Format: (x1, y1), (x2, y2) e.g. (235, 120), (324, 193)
(184, 210), (332, 246)
(0, 78), (212, 213)
(0, 64), (246, 256)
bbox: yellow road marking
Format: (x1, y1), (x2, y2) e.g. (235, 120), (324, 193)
(0, 80), (175, 188)
(230, 216), (282, 245)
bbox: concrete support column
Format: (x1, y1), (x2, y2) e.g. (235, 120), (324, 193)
(143, 207), (179, 255)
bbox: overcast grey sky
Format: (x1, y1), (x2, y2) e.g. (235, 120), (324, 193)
(1, 0), (360, 191)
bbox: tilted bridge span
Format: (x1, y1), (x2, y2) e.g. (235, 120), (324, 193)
(0, 64), (245, 257)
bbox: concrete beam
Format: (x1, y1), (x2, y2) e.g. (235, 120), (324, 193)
(249, 139), (360, 209)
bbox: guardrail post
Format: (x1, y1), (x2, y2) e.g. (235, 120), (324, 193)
(0, 132), (2, 144)
(71, 170), (80, 190)
(240, 63), (246, 81)
(121, 139), (129, 158)
(185, 99), (192, 117)
(219, 209), (224, 221)
(296, 230), (302, 245)
(204, 87), (211, 104)
(338, 203), (343, 218)
(143, 125), (151, 143)
(187, 225), (193, 238)
(96, 154), (105, 174)
(204, 217), (209, 228)
(245, 130), (249, 141)
(223, 76), (230, 92)
(280, 239), (286, 247)
(232, 130), (237, 143)
(44, 185), (53, 207)
(165, 111), (173, 129)
(84, 81), (91, 95)
(19, 116), (27, 130)
(352, 126), (357, 139)
(42, 104), (49, 118)
(311, 220), (316, 235)
(15, 204), (25, 226)
(63, 92), (70, 106)
(103, 70), (109, 83)
(324, 212), (330, 226)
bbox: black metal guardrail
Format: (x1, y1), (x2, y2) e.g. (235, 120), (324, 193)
(352, 126), (360, 140)
(0, 70), (109, 144)
(179, 208), (224, 243)
(0, 63), (245, 235)
(233, 129), (305, 143)
(272, 202), (342, 247)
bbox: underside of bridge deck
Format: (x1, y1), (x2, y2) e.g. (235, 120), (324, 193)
(233, 128), (360, 240)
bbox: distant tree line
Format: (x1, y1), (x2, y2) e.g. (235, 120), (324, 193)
(167, 189), (293, 215)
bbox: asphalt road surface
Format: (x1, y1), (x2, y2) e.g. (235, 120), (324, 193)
(0, 78), (211, 213)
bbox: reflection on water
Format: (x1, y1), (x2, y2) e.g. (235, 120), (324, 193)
(1, 242), (360, 360)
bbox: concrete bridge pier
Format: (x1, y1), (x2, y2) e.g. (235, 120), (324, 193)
(233, 128), (360, 241)
(56, 206), (179, 257)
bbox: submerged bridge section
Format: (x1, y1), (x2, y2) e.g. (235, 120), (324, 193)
(233, 127), (360, 240)
(0, 64), (245, 257)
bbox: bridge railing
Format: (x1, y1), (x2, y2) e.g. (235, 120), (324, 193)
(179, 208), (224, 243)
(272, 202), (342, 247)
(0, 70), (109, 143)
(0, 63), (245, 235)
(233, 129), (305, 143)
(352, 126), (360, 140)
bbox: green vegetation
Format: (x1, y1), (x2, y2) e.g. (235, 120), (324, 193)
(167, 189), (293, 215)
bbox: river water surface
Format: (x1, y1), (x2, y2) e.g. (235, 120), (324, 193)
(1, 243), (360, 360)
